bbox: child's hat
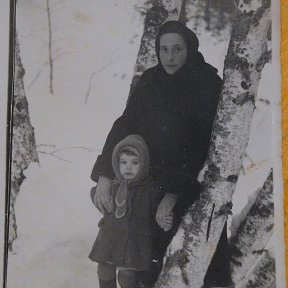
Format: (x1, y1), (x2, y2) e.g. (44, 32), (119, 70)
(111, 134), (150, 219)
(111, 134), (150, 183)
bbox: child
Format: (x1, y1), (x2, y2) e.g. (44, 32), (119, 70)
(89, 134), (172, 288)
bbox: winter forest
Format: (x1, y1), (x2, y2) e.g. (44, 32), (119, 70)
(6, 0), (284, 287)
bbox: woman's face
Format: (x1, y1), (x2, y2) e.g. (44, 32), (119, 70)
(159, 33), (188, 75)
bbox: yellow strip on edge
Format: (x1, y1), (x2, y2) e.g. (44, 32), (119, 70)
(281, 0), (288, 285)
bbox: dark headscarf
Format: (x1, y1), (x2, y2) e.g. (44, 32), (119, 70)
(155, 20), (205, 73)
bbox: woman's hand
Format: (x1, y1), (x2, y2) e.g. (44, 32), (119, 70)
(159, 214), (173, 231)
(94, 176), (113, 214)
(156, 193), (178, 229)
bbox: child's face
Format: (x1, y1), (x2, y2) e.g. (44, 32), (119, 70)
(119, 153), (140, 180)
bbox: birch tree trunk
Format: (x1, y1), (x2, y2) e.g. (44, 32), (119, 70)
(155, 0), (271, 287)
(9, 33), (38, 248)
(230, 170), (274, 287)
(235, 249), (275, 288)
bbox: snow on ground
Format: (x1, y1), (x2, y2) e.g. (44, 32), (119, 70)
(7, 1), (273, 287)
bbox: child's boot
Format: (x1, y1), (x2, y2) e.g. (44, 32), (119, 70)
(99, 278), (116, 288)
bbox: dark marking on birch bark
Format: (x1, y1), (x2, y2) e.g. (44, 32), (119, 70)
(241, 80), (249, 90)
(227, 174), (238, 183)
(215, 202), (233, 217)
(256, 49), (272, 71)
(166, 249), (189, 285)
(265, 223), (273, 232)
(164, 249), (189, 273)
(212, 122), (230, 139)
(252, 249), (268, 255)
(246, 251), (275, 288)
(225, 51), (250, 70)
(203, 163), (221, 184)
(187, 201), (211, 233)
(15, 102), (24, 112)
(253, 0), (271, 27)
(230, 256), (242, 267)
(249, 201), (274, 218)
(206, 203), (215, 242)
(232, 92), (255, 106)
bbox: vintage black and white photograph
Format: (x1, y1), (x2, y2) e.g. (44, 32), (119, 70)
(3, 0), (285, 287)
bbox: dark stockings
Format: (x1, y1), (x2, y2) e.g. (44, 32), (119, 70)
(118, 270), (139, 288)
(97, 263), (139, 288)
(97, 263), (116, 288)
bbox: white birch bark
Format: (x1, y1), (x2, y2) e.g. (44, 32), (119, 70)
(9, 33), (38, 248)
(236, 249), (275, 288)
(155, 0), (271, 287)
(230, 170), (274, 286)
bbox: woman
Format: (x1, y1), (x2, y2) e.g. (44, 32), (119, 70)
(91, 21), (232, 288)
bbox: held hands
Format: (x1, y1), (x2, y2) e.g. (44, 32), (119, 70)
(156, 193), (178, 231)
(93, 175), (113, 214)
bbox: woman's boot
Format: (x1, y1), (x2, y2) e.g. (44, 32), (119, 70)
(118, 270), (139, 288)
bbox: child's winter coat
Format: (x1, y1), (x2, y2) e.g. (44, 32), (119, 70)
(89, 135), (163, 271)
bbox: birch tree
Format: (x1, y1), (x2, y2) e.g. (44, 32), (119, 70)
(230, 170), (274, 287)
(154, 0), (271, 287)
(9, 33), (38, 248)
(236, 249), (275, 288)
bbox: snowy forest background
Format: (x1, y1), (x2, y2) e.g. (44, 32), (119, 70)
(6, 0), (279, 287)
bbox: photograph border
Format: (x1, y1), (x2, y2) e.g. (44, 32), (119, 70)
(0, 0), (287, 287)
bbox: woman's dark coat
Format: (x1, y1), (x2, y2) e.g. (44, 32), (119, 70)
(91, 21), (232, 287)
(91, 59), (221, 208)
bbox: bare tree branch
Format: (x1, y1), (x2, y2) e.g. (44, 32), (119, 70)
(84, 49), (121, 104)
(46, 0), (54, 94)
(84, 72), (96, 104)
(36, 145), (90, 163)
(37, 151), (72, 162)
(27, 62), (48, 89)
